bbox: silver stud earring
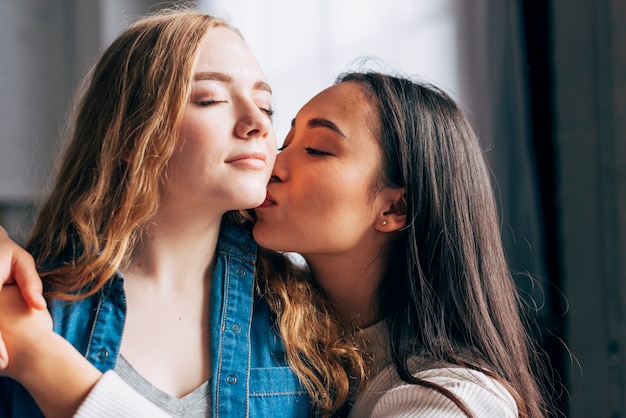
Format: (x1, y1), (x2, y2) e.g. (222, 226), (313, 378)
(381, 220), (387, 226)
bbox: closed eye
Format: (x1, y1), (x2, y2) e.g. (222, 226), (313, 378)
(195, 99), (226, 106)
(305, 148), (331, 156)
(260, 107), (275, 120)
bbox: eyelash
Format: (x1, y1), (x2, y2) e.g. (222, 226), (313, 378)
(196, 99), (223, 106)
(276, 144), (330, 157)
(195, 100), (274, 119)
(305, 148), (330, 156)
(260, 107), (275, 119)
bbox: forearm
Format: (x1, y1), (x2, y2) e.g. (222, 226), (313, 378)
(10, 329), (102, 418)
(0, 286), (102, 417)
(11, 331), (170, 418)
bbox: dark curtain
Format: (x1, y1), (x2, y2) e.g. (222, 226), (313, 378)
(454, 0), (565, 415)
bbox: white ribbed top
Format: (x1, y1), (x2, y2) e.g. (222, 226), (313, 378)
(349, 322), (518, 417)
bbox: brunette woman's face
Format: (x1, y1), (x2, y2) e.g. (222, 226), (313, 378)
(253, 82), (389, 256)
(162, 26), (276, 215)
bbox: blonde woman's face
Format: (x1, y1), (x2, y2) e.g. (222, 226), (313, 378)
(161, 26), (276, 216)
(253, 82), (388, 258)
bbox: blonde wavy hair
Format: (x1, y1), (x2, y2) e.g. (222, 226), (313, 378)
(28, 9), (220, 297)
(252, 233), (369, 416)
(27, 9), (368, 416)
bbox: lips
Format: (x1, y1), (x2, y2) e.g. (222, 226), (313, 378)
(225, 153), (267, 169)
(256, 191), (276, 209)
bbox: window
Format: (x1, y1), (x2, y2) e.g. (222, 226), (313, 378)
(200, 0), (458, 143)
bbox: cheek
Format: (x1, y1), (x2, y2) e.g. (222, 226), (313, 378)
(265, 145), (277, 173)
(298, 171), (372, 227)
(177, 111), (205, 142)
(266, 133), (278, 155)
(173, 122), (204, 164)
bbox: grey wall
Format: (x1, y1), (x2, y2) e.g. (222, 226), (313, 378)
(0, 0), (77, 240)
(0, 0), (182, 242)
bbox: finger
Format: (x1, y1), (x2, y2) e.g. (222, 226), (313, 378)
(0, 226), (16, 289)
(14, 253), (46, 310)
(0, 254), (17, 291)
(0, 226), (46, 310)
(0, 331), (8, 370)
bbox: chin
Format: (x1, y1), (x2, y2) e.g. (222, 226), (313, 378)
(252, 223), (276, 249)
(238, 191), (265, 209)
(253, 230), (295, 254)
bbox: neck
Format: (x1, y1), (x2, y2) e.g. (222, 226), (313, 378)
(304, 249), (385, 329)
(122, 210), (223, 291)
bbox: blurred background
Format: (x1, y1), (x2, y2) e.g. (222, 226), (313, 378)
(0, 0), (624, 416)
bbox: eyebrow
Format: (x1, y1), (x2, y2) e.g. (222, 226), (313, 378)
(194, 71), (272, 94)
(291, 117), (346, 138)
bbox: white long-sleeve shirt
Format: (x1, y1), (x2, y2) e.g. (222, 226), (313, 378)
(76, 324), (518, 418)
(75, 372), (171, 418)
(349, 323), (518, 417)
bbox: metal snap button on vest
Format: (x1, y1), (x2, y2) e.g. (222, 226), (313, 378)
(96, 348), (109, 359)
(235, 268), (245, 276)
(226, 374), (237, 385)
(232, 324), (242, 334)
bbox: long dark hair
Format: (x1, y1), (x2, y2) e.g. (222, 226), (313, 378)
(337, 72), (549, 417)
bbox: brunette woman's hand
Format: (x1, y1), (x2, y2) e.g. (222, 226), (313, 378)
(0, 285), (102, 418)
(0, 226), (47, 369)
(0, 285), (53, 376)
(0, 226), (46, 307)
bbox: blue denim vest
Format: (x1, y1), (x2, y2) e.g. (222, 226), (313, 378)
(0, 220), (311, 417)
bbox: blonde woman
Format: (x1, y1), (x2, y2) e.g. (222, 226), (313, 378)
(0, 9), (364, 418)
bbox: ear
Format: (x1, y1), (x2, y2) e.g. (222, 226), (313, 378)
(375, 188), (407, 232)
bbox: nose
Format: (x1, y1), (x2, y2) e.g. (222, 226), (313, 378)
(235, 100), (272, 140)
